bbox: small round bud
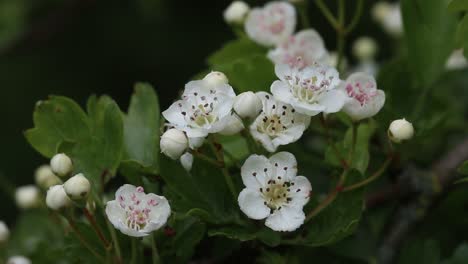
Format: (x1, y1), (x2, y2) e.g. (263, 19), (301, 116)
(203, 71), (229, 88)
(388, 118), (414, 143)
(372, 2), (391, 23)
(353, 36), (378, 61)
(46, 185), (71, 210)
(180, 152), (194, 171)
(233, 92), (262, 119)
(160, 129), (188, 160)
(7, 256), (31, 264)
(35, 165), (61, 189)
(0, 221), (9, 243)
(64, 173), (91, 200)
(219, 114), (245, 135)
(223, 1), (250, 24)
(50, 153), (73, 177)
(15, 185), (41, 209)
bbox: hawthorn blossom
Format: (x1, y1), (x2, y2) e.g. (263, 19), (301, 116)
(372, 2), (402, 37)
(250, 92), (310, 152)
(106, 185), (170, 237)
(238, 152), (312, 232)
(341, 72), (385, 121)
(162, 79), (236, 139)
(271, 63), (347, 116)
(446, 49), (467, 70)
(245, 1), (296, 46)
(268, 29), (329, 68)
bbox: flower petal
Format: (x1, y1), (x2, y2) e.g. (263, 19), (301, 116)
(241, 154), (273, 188)
(319, 89), (346, 114)
(268, 152), (298, 182)
(288, 176), (312, 207)
(144, 194), (171, 232)
(265, 205), (305, 232)
(238, 188), (271, 220)
(270, 80), (293, 103)
(162, 101), (186, 126)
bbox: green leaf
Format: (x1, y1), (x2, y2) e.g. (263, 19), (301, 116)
(455, 14), (468, 49)
(208, 226), (281, 247)
(214, 55), (276, 93)
(442, 244), (468, 264)
(289, 170), (365, 247)
(257, 250), (289, 264)
(25, 96), (90, 157)
(160, 155), (241, 225)
(458, 160), (468, 175)
(218, 134), (249, 167)
(402, 0), (458, 87)
(59, 96), (124, 187)
(207, 38), (267, 67)
(448, 0), (468, 12)
(120, 83), (161, 183)
(398, 239), (440, 264)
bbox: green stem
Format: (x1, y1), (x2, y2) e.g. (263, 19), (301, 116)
(336, 0), (346, 73)
(348, 122), (358, 164)
(314, 0), (340, 30)
(130, 238), (138, 264)
(320, 114), (349, 169)
(343, 156), (393, 192)
(190, 150), (222, 167)
(345, 0), (364, 34)
(66, 215), (106, 263)
(209, 136), (238, 200)
(298, 1), (311, 28)
(83, 208), (111, 250)
(151, 234), (161, 264)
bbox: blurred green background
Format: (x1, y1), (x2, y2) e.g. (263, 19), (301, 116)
(0, 0), (392, 223)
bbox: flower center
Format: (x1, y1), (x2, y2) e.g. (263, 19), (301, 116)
(286, 75), (330, 104)
(257, 114), (285, 136)
(260, 180), (293, 211)
(345, 81), (377, 106)
(125, 208), (150, 231)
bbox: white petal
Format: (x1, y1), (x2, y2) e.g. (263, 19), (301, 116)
(105, 201), (126, 229)
(162, 101), (186, 126)
(115, 184), (137, 200)
(182, 80), (206, 97)
(272, 123), (307, 148)
(274, 64), (293, 80)
(288, 176), (312, 207)
(319, 89), (346, 114)
(241, 154), (273, 188)
(188, 136), (205, 149)
(238, 188), (270, 220)
(144, 194), (171, 232)
(250, 119), (277, 152)
(183, 127), (208, 138)
(290, 100), (324, 116)
(180, 152), (193, 171)
(265, 205), (305, 232)
(268, 152), (298, 182)
(270, 80), (293, 103)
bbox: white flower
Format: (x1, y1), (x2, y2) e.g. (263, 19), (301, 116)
(7, 256), (31, 264)
(233, 91), (263, 119)
(352, 36), (378, 62)
(341, 72), (385, 121)
(238, 152), (312, 231)
(0, 221), (9, 243)
(15, 185), (40, 209)
(446, 49), (467, 70)
(105, 184), (171, 237)
(250, 92), (310, 152)
(180, 152), (194, 171)
(271, 63), (347, 116)
(63, 173), (91, 200)
(388, 118), (414, 143)
(160, 128), (188, 160)
(46, 185), (72, 210)
(224, 1), (250, 24)
(245, 1), (296, 46)
(50, 153), (73, 177)
(35, 165), (61, 189)
(203, 71), (229, 88)
(219, 113), (245, 135)
(162, 79), (236, 138)
(268, 29), (329, 69)
(371, 2), (391, 23)
(373, 2), (402, 37)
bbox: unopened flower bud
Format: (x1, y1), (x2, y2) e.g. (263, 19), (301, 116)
(35, 165), (61, 189)
(353, 36), (378, 61)
(220, 114), (245, 135)
(15, 185), (41, 209)
(233, 91), (262, 119)
(388, 118), (414, 143)
(160, 128), (188, 160)
(203, 71), (229, 88)
(0, 221), (9, 243)
(64, 173), (91, 200)
(46, 185), (71, 210)
(7, 256), (31, 264)
(50, 153), (73, 177)
(372, 2), (391, 23)
(223, 1), (250, 24)
(180, 152), (194, 171)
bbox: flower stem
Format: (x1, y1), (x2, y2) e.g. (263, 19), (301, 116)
(66, 214), (106, 263)
(209, 136), (238, 201)
(305, 170), (348, 222)
(345, 0), (364, 34)
(151, 233), (161, 264)
(297, 1), (311, 28)
(83, 207), (111, 250)
(320, 114), (349, 169)
(336, 0), (346, 73)
(343, 156), (393, 192)
(130, 238), (138, 264)
(348, 122), (358, 164)
(190, 150), (222, 167)
(314, 0), (340, 30)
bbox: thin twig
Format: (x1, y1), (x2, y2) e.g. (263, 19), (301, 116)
(314, 0), (340, 30)
(343, 156), (393, 192)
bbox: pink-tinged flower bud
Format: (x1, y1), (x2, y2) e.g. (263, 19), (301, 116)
(64, 173), (91, 200)
(50, 153), (73, 177)
(388, 118), (414, 143)
(160, 128), (188, 160)
(233, 92), (262, 119)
